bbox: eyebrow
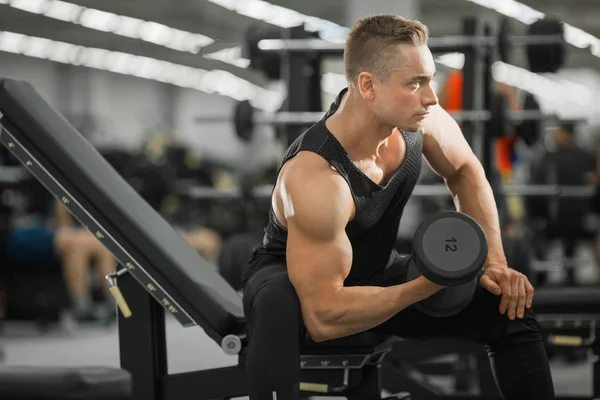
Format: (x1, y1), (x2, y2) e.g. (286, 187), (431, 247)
(409, 72), (436, 81)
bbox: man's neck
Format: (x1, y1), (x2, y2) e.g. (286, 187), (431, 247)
(326, 90), (394, 160)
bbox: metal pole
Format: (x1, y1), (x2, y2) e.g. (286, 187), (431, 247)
(461, 18), (478, 155)
(256, 35), (565, 53)
(473, 19), (488, 169)
(177, 183), (596, 200)
(481, 21), (496, 184)
(195, 109), (557, 125)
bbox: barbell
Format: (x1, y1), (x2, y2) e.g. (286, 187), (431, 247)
(228, 92), (546, 146)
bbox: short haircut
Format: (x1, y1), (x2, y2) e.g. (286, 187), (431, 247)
(344, 14), (429, 88)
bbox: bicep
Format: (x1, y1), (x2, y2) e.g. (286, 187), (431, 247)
(422, 105), (480, 181)
(284, 178), (353, 308)
(286, 223), (352, 299)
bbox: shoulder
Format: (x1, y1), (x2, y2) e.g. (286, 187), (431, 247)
(281, 152), (352, 202)
(277, 152), (355, 233)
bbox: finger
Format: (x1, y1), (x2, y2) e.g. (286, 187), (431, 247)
(507, 272), (520, 320)
(479, 274), (502, 295)
(516, 275), (527, 319)
(525, 278), (535, 309)
(498, 273), (512, 315)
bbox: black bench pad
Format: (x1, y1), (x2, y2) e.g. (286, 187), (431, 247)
(533, 286), (600, 315)
(0, 366), (131, 399)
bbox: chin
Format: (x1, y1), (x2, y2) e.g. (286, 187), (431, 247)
(399, 122), (422, 133)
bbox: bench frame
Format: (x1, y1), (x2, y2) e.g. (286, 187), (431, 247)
(118, 274), (403, 400)
(118, 274), (248, 400)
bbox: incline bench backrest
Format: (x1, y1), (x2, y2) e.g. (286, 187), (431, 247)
(0, 79), (245, 342)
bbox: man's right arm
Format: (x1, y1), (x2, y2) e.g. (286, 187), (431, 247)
(282, 167), (444, 342)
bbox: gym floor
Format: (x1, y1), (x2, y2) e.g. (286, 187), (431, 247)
(1, 314), (593, 398)
(2, 241), (599, 399)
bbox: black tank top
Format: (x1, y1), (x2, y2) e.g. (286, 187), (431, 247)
(246, 88), (423, 283)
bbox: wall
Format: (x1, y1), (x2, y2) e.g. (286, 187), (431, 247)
(176, 86), (283, 173)
(0, 52), (60, 106)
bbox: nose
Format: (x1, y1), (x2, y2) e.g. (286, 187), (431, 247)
(423, 84), (439, 108)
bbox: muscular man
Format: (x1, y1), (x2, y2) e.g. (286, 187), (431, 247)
(243, 15), (554, 400)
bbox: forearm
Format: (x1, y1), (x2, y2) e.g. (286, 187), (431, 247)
(447, 164), (507, 269)
(311, 277), (440, 341)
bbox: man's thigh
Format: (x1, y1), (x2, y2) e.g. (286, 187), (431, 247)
(243, 262), (307, 341)
(353, 251), (541, 346)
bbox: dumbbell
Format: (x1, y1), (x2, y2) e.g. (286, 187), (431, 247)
(406, 211), (488, 317)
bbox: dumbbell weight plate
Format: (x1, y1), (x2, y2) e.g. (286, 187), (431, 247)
(413, 211), (488, 286)
(406, 265), (478, 317)
(407, 211), (488, 317)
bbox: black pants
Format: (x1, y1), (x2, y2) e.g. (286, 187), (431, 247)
(243, 252), (555, 400)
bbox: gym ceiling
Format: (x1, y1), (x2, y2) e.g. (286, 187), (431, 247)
(0, 0), (599, 86)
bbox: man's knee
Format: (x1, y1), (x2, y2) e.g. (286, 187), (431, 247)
(486, 302), (542, 348)
(254, 282), (298, 315)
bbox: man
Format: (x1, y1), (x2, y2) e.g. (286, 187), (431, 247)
(243, 15), (554, 400)
(547, 122), (596, 187)
(538, 122), (596, 285)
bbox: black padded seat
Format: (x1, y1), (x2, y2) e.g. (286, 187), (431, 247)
(302, 331), (400, 352)
(533, 286), (600, 315)
(0, 366), (132, 400)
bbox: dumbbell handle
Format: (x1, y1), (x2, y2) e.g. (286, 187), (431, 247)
(406, 257), (480, 318)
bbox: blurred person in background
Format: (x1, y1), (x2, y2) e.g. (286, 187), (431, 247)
(4, 196), (223, 326)
(3, 199), (117, 324)
(534, 122), (596, 285)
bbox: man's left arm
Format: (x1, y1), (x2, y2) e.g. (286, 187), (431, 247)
(421, 105), (533, 319)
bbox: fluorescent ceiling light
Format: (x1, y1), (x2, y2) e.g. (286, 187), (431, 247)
(465, 0), (600, 58)
(204, 46), (251, 69)
(205, 0), (349, 42)
(436, 53), (465, 70)
(0, 31), (280, 111)
(466, 0), (544, 25)
(492, 61), (593, 106)
(5, 0), (214, 53)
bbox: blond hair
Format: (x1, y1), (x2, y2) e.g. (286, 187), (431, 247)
(344, 14), (429, 87)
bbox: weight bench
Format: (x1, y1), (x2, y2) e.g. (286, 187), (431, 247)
(534, 286), (600, 400)
(0, 79), (408, 399)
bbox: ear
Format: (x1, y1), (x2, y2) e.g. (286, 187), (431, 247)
(357, 72), (375, 100)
